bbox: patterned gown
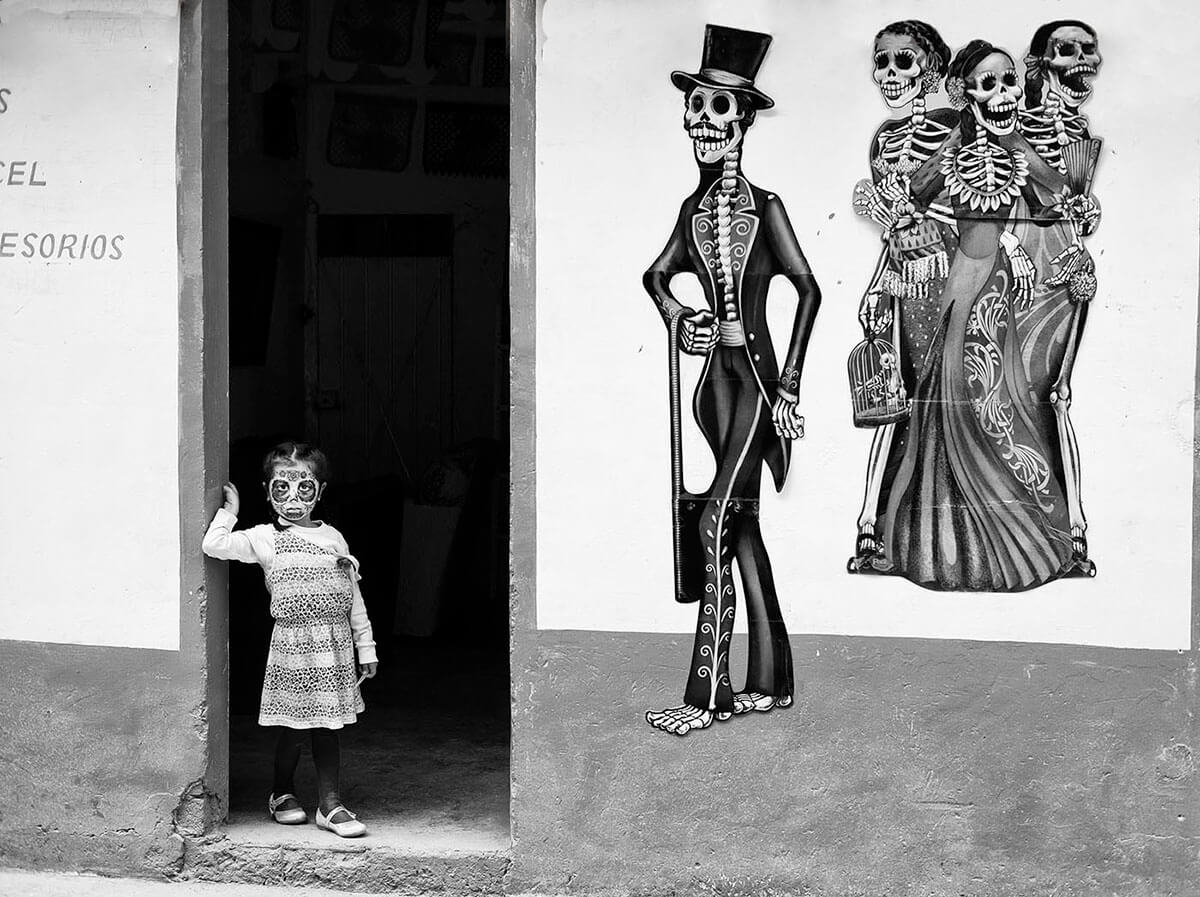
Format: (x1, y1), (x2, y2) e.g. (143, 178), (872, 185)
(861, 105), (958, 524)
(1014, 100), (1098, 490)
(879, 127), (1077, 591)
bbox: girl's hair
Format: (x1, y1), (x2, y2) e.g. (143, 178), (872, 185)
(262, 441), (331, 482)
(876, 20), (952, 79)
(948, 39), (1012, 143)
(1023, 19), (1097, 109)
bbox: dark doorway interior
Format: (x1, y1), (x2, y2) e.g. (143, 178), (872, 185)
(226, 0), (509, 848)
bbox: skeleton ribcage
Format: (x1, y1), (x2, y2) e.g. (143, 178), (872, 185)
(873, 118), (952, 176)
(1019, 106), (1089, 173)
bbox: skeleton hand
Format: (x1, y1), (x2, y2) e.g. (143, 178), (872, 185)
(1047, 246), (1097, 302)
(1047, 243), (1093, 290)
(1070, 194), (1101, 236)
(877, 171), (912, 206)
(857, 289), (893, 337)
(678, 309), (717, 355)
(1054, 191), (1102, 236)
(772, 394), (805, 440)
(853, 180), (899, 231)
(1000, 231), (1037, 308)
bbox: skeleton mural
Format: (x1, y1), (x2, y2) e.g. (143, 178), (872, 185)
(643, 25), (820, 735)
(848, 20), (958, 573)
(1015, 20), (1103, 573)
(848, 35), (1100, 591)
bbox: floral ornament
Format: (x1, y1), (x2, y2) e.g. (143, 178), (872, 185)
(921, 68), (942, 96)
(946, 76), (968, 109)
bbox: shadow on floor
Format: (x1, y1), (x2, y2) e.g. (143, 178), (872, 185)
(226, 636), (509, 853)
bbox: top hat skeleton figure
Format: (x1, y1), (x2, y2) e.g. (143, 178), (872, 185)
(643, 25), (821, 736)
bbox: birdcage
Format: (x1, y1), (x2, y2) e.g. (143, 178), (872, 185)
(848, 336), (910, 428)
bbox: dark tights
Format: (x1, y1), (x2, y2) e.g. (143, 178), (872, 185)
(272, 727), (343, 816)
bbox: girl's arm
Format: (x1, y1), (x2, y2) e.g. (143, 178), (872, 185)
(349, 577), (378, 665)
(336, 544), (377, 665)
(202, 508), (272, 564)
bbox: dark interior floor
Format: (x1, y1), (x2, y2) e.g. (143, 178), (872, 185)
(227, 636), (509, 852)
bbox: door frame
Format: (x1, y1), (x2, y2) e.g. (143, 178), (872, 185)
(179, 0), (231, 827)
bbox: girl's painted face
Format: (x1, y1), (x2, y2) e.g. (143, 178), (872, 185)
(267, 464), (323, 522)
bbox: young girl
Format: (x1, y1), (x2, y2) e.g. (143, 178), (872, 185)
(202, 441), (378, 838)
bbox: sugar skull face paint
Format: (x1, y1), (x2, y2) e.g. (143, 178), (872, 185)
(267, 465), (322, 522)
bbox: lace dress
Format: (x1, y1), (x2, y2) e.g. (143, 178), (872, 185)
(202, 510), (377, 728)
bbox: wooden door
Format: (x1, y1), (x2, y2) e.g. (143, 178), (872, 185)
(308, 215), (454, 485)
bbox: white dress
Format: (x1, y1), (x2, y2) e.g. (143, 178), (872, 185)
(202, 509), (377, 729)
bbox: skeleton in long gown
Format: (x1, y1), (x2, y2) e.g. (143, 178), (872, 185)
(865, 40), (1098, 592)
(1014, 20), (1103, 574)
(847, 20), (958, 573)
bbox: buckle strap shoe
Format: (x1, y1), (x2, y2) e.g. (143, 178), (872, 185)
(316, 805), (367, 838)
(268, 793), (307, 825)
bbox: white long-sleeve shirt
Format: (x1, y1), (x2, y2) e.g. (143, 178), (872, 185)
(202, 508), (377, 664)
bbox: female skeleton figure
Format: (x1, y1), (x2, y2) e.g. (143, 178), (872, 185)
(867, 40), (1097, 591)
(848, 20), (958, 572)
(643, 25), (820, 735)
(1015, 20), (1103, 573)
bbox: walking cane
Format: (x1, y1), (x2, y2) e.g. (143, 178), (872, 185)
(668, 312), (685, 602)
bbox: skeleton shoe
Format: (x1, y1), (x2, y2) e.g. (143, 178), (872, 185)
(268, 793), (307, 825)
(316, 805), (367, 838)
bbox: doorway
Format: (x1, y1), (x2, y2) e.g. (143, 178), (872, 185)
(224, 0), (510, 850)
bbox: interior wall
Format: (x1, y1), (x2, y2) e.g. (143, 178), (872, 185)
(227, 0), (510, 715)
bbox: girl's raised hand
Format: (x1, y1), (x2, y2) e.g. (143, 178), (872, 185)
(222, 482), (241, 516)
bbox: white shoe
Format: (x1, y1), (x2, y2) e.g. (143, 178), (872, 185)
(316, 805), (367, 838)
(268, 793), (307, 825)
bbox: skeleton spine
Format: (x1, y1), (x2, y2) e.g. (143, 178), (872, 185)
(714, 149), (740, 323)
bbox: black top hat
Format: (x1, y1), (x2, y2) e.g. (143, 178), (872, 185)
(671, 24), (775, 110)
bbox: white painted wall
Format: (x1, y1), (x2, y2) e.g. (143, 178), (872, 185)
(0, 1), (182, 649)
(536, 0), (1197, 649)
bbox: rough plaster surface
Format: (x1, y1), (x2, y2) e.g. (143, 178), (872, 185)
(507, 632), (1199, 896)
(180, 838), (509, 894)
(0, 641), (209, 877)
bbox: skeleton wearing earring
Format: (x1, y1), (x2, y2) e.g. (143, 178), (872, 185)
(643, 25), (820, 735)
(1013, 20), (1104, 573)
(861, 40), (1088, 592)
(848, 21), (958, 574)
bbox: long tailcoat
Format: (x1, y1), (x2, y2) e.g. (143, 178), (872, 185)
(644, 172), (821, 492)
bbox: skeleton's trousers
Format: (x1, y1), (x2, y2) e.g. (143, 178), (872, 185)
(684, 347), (794, 713)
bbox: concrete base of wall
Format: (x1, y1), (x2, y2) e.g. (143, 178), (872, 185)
(509, 631), (1200, 897)
(179, 833), (509, 894)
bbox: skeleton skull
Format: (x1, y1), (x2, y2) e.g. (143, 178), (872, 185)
(966, 51), (1023, 136)
(1043, 25), (1100, 106)
(684, 87), (746, 164)
(873, 33), (928, 109)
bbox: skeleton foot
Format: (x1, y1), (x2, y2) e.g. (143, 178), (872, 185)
(645, 704), (728, 735)
(847, 527), (890, 574)
(732, 692), (793, 715)
(1064, 527), (1097, 578)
